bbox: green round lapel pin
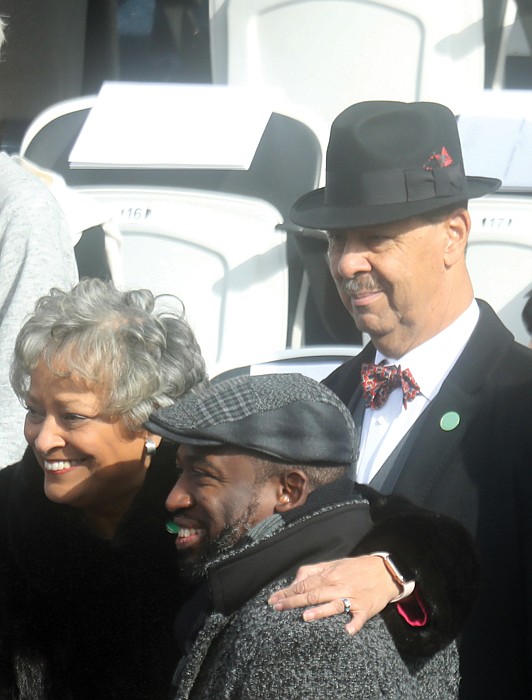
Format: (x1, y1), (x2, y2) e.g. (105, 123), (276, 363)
(440, 411), (460, 432)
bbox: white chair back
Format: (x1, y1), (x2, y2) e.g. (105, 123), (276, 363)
(210, 0), (485, 154)
(74, 186), (289, 373)
(468, 194), (532, 346)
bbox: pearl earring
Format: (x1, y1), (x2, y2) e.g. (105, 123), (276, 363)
(145, 438), (157, 456)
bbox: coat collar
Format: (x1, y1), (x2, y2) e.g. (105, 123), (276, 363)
(7, 448), (180, 591)
(208, 494), (372, 615)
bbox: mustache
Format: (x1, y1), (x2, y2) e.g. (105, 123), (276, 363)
(169, 510), (205, 527)
(341, 276), (381, 295)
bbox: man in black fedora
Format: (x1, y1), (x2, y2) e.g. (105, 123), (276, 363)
(270, 101), (532, 699)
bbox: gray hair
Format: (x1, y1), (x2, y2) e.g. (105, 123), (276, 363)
(11, 279), (208, 431)
(420, 201), (468, 224)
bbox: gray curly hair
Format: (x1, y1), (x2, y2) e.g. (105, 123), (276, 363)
(11, 279), (208, 431)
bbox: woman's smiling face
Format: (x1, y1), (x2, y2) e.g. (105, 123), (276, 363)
(24, 360), (149, 521)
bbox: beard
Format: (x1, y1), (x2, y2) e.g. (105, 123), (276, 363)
(177, 494), (261, 582)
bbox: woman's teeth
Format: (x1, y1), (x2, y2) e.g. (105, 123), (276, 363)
(44, 460), (79, 471)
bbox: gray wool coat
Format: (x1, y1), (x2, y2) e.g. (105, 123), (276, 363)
(173, 497), (460, 700)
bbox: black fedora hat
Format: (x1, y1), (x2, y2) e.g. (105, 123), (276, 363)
(290, 101), (501, 230)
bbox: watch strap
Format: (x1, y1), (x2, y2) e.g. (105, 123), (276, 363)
(370, 551), (416, 603)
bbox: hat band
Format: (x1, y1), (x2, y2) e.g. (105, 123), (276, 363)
(324, 163), (466, 207)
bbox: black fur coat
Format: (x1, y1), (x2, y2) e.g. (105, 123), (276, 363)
(0, 448), (189, 700)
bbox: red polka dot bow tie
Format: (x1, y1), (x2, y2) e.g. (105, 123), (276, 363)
(361, 362), (421, 410)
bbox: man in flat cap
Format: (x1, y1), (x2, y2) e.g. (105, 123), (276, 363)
(277, 100), (532, 699)
(146, 372), (471, 699)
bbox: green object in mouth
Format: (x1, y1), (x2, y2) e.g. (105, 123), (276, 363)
(165, 521), (180, 535)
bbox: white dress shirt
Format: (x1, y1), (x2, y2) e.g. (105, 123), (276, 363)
(356, 301), (480, 484)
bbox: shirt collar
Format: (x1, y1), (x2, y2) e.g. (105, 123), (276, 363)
(374, 300), (480, 400)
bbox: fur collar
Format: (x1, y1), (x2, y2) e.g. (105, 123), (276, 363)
(6, 448), (180, 591)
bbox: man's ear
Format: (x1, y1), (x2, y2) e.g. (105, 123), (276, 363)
(274, 469), (311, 513)
(444, 208), (470, 267)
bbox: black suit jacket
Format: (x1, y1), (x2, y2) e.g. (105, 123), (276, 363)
(324, 300), (532, 700)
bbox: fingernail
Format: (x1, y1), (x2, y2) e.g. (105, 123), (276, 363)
(302, 611), (316, 622)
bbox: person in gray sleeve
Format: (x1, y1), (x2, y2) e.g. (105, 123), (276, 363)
(0, 19), (78, 468)
(0, 150), (78, 466)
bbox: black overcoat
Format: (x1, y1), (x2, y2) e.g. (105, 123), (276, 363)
(0, 448), (188, 700)
(324, 300), (532, 699)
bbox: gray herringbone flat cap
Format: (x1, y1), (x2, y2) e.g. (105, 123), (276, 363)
(145, 373), (356, 465)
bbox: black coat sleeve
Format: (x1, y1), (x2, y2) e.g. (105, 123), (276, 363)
(353, 483), (479, 659)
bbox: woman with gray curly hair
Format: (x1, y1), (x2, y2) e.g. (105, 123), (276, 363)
(0, 278), (207, 700)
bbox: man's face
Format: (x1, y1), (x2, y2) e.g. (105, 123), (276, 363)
(165, 445), (279, 575)
(327, 214), (466, 358)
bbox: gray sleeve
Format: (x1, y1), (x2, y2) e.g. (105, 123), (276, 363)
(0, 153), (78, 466)
(191, 585), (459, 700)
(236, 613), (415, 699)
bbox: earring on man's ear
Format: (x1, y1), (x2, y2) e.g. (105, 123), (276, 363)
(279, 494), (290, 504)
(145, 438), (157, 456)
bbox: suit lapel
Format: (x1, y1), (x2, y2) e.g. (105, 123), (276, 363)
(393, 301), (514, 504)
(393, 379), (479, 502)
